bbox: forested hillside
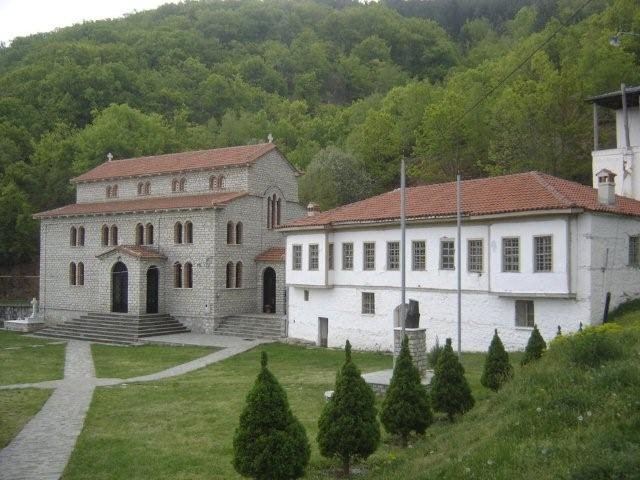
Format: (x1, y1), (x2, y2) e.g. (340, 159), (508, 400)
(0, 0), (638, 266)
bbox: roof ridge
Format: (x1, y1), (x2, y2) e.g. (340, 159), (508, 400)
(530, 171), (575, 207)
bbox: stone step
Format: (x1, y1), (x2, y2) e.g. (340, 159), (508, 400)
(74, 319), (183, 329)
(40, 323), (188, 337)
(214, 326), (283, 338)
(36, 330), (135, 345)
(221, 318), (284, 328)
(216, 321), (283, 331)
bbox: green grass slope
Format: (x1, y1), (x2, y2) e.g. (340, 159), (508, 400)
(365, 306), (640, 480)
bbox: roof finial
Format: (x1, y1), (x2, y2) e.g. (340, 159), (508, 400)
(106, 152), (113, 162)
(267, 133), (273, 143)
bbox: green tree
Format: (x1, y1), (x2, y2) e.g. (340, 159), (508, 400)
(521, 325), (547, 365)
(233, 351), (310, 480)
(0, 182), (38, 266)
(380, 335), (433, 446)
(430, 338), (475, 421)
(480, 329), (514, 391)
(317, 340), (380, 476)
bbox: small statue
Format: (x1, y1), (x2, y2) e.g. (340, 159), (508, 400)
(30, 297), (38, 318)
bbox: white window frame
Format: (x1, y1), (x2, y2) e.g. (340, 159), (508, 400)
(629, 235), (640, 267)
(362, 292), (375, 314)
(467, 239), (483, 273)
(533, 235), (553, 272)
(292, 245), (302, 271)
(342, 242), (353, 270)
(440, 239), (455, 270)
(363, 242), (376, 271)
(515, 300), (534, 328)
(412, 240), (426, 271)
(502, 237), (520, 272)
(387, 241), (400, 271)
(328, 243), (334, 270)
(308, 244), (319, 271)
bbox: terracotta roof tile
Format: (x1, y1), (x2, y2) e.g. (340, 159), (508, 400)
(72, 143), (278, 183)
(34, 191), (247, 219)
(97, 245), (167, 260)
(255, 247), (285, 262)
(281, 171), (640, 229)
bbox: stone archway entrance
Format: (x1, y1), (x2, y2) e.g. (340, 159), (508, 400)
(111, 262), (128, 313)
(262, 267), (276, 313)
(146, 266), (159, 314)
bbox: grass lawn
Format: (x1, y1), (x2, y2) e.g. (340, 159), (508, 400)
(0, 388), (52, 448)
(91, 343), (219, 379)
(0, 330), (66, 385)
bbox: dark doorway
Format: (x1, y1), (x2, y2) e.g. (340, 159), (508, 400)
(146, 266), (159, 314)
(111, 262), (128, 313)
(318, 317), (328, 347)
(263, 267), (276, 313)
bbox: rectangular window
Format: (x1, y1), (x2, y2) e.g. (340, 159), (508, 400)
(342, 242), (353, 270)
(328, 243), (334, 270)
(502, 237), (520, 272)
(387, 241), (400, 270)
(467, 239), (483, 273)
(362, 292), (375, 314)
(309, 244), (319, 271)
(515, 300), (534, 327)
(292, 245), (302, 271)
(440, 239), (455, 270)
(534, 235), (553, 272)
(412, 241), (426, 270)
(629, 235), (640, 266)
(304, 290), (309, 301)
(363, 242), (376, 271)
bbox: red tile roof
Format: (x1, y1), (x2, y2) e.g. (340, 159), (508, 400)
(34, 191), (247, 219)
(255, 247), (285, 262)
(96, 245), (167, 260)
(281, 171), (640, 229)
(71, 143), (279, 183)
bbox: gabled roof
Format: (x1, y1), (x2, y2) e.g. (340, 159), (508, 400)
(255, 247), (285, 262)
(34, 191), (247, 219)
(96, 245), (167, 260)
(71, 143), (284, 183)
(280, 171), (640, 230)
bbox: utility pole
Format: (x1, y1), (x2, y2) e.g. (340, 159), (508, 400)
(400, 157), (406, 335)
(456, 172), (462, 358)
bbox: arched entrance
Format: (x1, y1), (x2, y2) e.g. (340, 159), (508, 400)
(263, 267), (276, 313)
(146, 266), (159, 314)
(111, 262), (128, 313)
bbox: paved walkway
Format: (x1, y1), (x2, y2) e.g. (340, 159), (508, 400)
(0, 334), (268, 479)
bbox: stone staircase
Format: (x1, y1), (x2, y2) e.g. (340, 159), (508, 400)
(214, 313), (285, 340)
(36, 312), (189, 344)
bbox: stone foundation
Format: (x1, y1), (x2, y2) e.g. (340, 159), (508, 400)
(394, 327), (428, 377)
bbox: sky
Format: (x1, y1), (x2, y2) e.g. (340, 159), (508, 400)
(0, 0), (175, 45)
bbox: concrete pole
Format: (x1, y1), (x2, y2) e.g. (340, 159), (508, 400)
(400, 157), (406, 336)
(622, 83), (631, 149)
(456, 172), (462, 358)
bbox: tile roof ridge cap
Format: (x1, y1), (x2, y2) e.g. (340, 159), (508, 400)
(530, 171), (575, 207)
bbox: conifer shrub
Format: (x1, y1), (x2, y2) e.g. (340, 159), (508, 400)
(233, 351), (310, 480)
(480, 329), (514, 391)
(427, 336), (443, 369)
(430, 338), (474, 421)
(380, 335), (433, 446)
(521, 324), (547, 365)
(317, 340), (380, 476)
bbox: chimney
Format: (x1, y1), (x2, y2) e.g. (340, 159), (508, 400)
(307, 202), (320, 216)
(596, 169), (617, 206)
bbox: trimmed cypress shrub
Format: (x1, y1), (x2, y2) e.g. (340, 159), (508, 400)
(380, 335), (433, 446)
(427, 335), (443, 369)
(317, 340), (380, 476)
(430, 338), (474, 421)
(233, 351), (310, 480)
(521, 324), (547, 365)
(480, 329), (514, 391)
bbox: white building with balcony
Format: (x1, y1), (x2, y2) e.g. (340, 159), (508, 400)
(282, 86), (640, 352)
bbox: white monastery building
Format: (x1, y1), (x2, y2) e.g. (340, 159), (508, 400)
(34, 142), (304, 341)
(282, 85), (640, 352)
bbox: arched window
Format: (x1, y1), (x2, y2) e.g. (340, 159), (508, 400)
(185, 221), (193, 244)
(144, 181), (151, 195)
(184, 262), (193, 288)
(112, 185), (118, 197)
(106, 185), (111, 198)
(271, 194), (277, 229)
(209, 176), (216, 190)
(174, 262), (182, 288)
(101, 225), (109, 246)
(137, 182), (144, 195)
(226, 262), (234, 288)
(77, 227), (85, 246)
(235, 261), (243, 288)
(235, 222), (243, 244)
(145, 223), (154, 245)
(110, 225), (118, 246)
(179, 177), (186, 191)
(276, 198), (281, 226)
(135, 223), (144, 245)
(172, 179), (178, 192)
(77, 262), (84, 286)
(217, 175), (225, 189)
(69, 262), (76, 286)
(226, 221), (234, 244)
(174, 222), (183, 244)
(267, 197), (272, 229)
(70, 226), (77, 246)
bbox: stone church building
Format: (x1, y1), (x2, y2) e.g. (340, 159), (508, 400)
(34, 142), (305, 340)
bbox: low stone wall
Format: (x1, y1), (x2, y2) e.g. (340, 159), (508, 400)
(394, 327), (428, 377)
(0, 304), (31, 325)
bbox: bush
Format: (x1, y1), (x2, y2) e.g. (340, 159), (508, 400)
(521, 325), (547, 365)
(427, 336), (443, 369)
(233, 351), (310, 480)
(481, 329), (514, 391)
(564, 324), (624, 368)
(380, 335), (433, 446)
(317, 340), (380, 476)
(430, 338), (474, 421)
